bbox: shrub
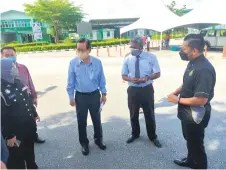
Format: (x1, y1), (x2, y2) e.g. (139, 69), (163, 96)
(7, 42), (49, 47)
(14, 38), (130, 52)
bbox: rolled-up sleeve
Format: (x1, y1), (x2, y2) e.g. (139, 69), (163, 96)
(121, 58), (129, 76)
(66, 61), (76, 100)
(151, 55), (161, 73)
(194, 69), (213, 98)
(98, 61), (107, 94)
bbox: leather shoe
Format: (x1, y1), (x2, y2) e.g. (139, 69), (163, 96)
(35, 137), (45, 144)
(174, 158), (190, 167)
(152, 138), (162, 148)
(82, 145), (89, 156)
(126, 135), (139, 144)
(95, 141), (107, 150)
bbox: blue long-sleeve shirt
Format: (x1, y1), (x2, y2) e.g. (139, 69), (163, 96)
(66, 56), (107, 100)
(1, 132), (9, 165)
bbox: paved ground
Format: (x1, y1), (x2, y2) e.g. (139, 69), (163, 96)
(18, 48), (226, 169)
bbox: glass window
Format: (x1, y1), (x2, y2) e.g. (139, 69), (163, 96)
(207, 30), (216, 37)
(220, 30), (226, 37)
(107, 31), (110, 37)
(200, 30), (207, 37)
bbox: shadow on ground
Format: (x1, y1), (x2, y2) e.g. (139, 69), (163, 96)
(37, 86), (58, 98)
(35, 106), (226, 169)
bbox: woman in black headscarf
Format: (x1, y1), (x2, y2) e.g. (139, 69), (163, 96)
(1, 58), (38, 169)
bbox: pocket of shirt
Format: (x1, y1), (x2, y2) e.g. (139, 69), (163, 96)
(90, 68), (99, 80)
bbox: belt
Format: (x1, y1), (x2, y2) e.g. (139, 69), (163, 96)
(76, 89), (99, 95)
(130, 83), (153, 88)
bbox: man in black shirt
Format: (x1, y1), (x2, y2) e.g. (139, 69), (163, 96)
(167, 34), (216, 169)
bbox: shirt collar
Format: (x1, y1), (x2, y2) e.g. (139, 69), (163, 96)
(190, 54), (205, 64)
(78, 56), (93, 65)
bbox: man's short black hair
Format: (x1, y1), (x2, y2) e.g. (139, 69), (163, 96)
(1, 46), (16, 54)
(184, 34), (205, 52)
(77, 38), (91, 49)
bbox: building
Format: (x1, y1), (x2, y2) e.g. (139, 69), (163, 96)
(1, 10), (51, 43)
(88, 18), (155, 40)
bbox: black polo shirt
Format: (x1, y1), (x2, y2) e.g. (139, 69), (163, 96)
(178, 54), (216, 123)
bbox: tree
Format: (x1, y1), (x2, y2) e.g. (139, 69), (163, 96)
(167, 1), (187, 17)
(24, 0), (84, 43)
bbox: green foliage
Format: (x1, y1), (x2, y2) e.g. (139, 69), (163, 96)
(14, 38), (130, 52)
(167, 1), (186, 16)
(7, 42), (49, 47)
(15, 44), (75, 52)
(63, 38), (73, 44)
(24, 0), (84, 42)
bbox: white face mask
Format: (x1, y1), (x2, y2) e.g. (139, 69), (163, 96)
(77, 51), (89, 60)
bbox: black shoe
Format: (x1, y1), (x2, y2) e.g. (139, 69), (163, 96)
(126, 135), (139, 144)
(82, 145), (89, 156)
(152, 138), (162, 148)
(35, 137), (45, 144)
(174, 158), (190, 168)
(95, 140), (107, 150)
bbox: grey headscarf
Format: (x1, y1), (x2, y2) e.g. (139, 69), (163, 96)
(1, 58), (18, 84)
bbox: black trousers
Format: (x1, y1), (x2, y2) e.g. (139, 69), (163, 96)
(147, 42), (150, 51)
(7, 139), (37, 169)
(75, 90), (102, 146)
(181, 121), (207, 169)
(127, 84), (157, 140)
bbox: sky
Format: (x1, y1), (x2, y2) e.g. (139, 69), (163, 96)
(0, 0), (204, 20)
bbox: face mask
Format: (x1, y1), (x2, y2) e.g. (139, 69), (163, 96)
(179, 50), (193, 61)
(7, 56), (17, 63)
(130, 48), (141, 56)
(10, 67), (19, 79)
(77, 52), (89, 60)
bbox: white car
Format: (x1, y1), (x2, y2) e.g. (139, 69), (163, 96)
(200, 29), (226, 49)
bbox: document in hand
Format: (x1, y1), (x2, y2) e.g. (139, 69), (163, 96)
(99, 102), (104, 112)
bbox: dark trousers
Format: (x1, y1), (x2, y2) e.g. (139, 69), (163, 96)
(181, 121), (207, 169)
(75, 90), (102, 146)
(147, 42), (150, 51)
(127, 84), (157, 140)
(7, 139), (37, 169)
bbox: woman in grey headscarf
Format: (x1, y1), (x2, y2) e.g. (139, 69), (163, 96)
(1, 58), (38, 169)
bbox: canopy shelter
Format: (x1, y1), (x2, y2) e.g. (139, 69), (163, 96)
(119, 1), (181, 50)
(171, 0), (226, 30)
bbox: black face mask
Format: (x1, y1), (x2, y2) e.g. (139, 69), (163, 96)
(179, 50), (189, 61)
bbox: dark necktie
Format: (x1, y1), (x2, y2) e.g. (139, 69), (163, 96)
(135, 55), (140, 78)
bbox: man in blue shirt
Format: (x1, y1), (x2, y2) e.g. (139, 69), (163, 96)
(67, 38), (107, 156)
(122, 36), (162, 148)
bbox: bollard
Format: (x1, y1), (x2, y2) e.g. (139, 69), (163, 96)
(96, 47), (99, 57)
(107, 46), (110, 57)
(120, 47), (122, 56)
(116, 45), (117, 52)
(223, 45), (226, 58)
(124, 44), (126, 51)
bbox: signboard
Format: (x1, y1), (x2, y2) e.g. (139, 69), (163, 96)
(77, 22), (92, 34)
(32, 22), (42, 40)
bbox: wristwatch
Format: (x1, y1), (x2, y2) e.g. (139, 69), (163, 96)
(102, 93), (107, 96)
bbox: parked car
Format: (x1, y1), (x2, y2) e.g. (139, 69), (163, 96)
(200, 29), (226, 49)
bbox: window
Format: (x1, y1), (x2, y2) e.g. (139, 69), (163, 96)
(207, 30), (216, 37)
(220, 30), (226, 37)
(200, 30), (207, 37)
(107, 31), (110, 37)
